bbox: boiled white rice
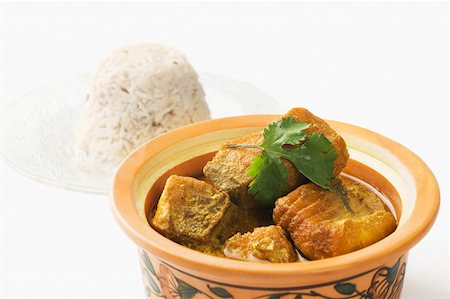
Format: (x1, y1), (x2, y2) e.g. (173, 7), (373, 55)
(75, 43), (210, 164)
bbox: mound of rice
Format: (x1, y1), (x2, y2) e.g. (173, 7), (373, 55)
(75, 43), (210, 164)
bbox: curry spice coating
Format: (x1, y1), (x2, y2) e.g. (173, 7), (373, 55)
(151, 175), (234, 247)
(203, 107), (349, 208)
(151, 175), (273, 254)
(224, 225), (298, 263)
(273, 176), (397, 260)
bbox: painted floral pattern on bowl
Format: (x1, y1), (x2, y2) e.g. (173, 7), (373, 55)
(139, 249), (406, 299)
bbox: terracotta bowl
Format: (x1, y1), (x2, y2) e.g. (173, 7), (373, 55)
(111, 115), (440, 299)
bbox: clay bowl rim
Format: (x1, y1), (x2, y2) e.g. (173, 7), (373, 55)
(111, 115), (440, 279)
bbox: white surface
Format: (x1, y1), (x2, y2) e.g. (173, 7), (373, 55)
(0, 2), (448, 298)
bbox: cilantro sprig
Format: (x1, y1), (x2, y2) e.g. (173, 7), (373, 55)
(228, 117), (338, 205)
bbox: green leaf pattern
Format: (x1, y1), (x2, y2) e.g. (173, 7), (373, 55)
(142, 252), (156, 275)
(144, 269), (161, 294)
(176, 278), (199, 299)
(207, 284), (233, 298)
(334, 282), (357, 295)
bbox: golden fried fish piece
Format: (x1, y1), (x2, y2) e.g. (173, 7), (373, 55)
(224, 225), (298, 263)
(273, 176), (397, 260)
(285, 107), (349, 176)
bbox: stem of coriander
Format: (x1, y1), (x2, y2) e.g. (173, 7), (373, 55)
(225, 144), (260, 149)
(330, 178), (353, 212)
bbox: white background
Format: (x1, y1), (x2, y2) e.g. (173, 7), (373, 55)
(0, 1), (448, 298)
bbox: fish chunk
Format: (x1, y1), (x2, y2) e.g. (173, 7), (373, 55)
(151, 175), (273, 252)
(151, 175), (234, 247)
(224, 225), (298, 263)
(273, 175), (397, 260)
(285, 107), (349, 176)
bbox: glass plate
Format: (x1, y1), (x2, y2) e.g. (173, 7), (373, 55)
(0, 73), (282, 194)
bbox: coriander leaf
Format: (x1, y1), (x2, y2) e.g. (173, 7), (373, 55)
(248, 152), (288, 205)
(286, 132), (337, 188)
(262, 116), (310, 147)
(247, 117), (310, 204)
(246, 117), (338, 204)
